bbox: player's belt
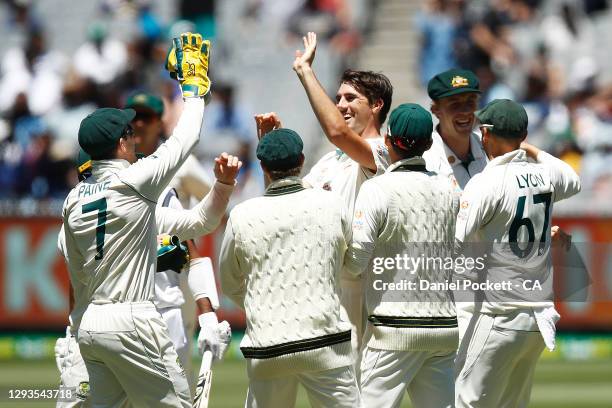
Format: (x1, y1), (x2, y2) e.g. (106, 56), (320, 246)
(240, 330), (351, 359)
(368, 315), (458, 328)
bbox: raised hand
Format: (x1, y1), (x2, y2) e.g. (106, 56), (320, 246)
(214, 152), (242, 185)
(254, 112), (283, 140)
(293, 32), (317, 73)
(165, 32), (212, 100)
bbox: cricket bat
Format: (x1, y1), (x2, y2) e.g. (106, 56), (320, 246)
(193, 350), (213, 408)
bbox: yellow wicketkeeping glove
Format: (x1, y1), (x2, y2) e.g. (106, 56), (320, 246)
(165, 32), (211, 100)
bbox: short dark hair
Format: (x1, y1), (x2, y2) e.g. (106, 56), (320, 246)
(341, 70), (393, 124)
(266, 165), (302, 181)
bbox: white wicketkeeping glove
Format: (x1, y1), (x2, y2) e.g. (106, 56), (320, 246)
(197, 312), (231, 360)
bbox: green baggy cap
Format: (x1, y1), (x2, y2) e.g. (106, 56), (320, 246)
(427, 68), (481, 100)
(476, 99), (528, 139)
(125, 93), (164, 116)
(256, 128), (303, 171)
(387, 103), (433, 150)
(78, 108), (136, 156)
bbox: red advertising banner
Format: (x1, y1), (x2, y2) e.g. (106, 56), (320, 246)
(0, 217), (609, 331)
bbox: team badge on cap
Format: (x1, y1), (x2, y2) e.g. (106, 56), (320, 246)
(451, 76), (469, 88)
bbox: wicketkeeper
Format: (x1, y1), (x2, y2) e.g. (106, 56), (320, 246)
(59, 32), (212, 407)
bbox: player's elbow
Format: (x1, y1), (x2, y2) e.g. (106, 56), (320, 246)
(325, 122), (350, 144)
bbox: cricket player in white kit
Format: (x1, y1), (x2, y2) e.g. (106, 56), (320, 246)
(345, 104), (458, 408)
(55, 147), (236, 406)
(59, 33), (213, 407)
(220, 128), (359, 408)
(454, 99), (581, 407)
(126, 93), (222, 394)
(423, 68), (487, 194)
(287, 32), (393, 354)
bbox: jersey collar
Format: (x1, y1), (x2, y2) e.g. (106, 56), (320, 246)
(91, 159), (130, 178)
(434, 128), (486, 169)
(264, 176), (306, 196)
(386, 156), (427, 173)
(486, 149), (527, 169)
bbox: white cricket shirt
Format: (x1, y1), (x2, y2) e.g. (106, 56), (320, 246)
(423, 129), (487, 194)
(60, 99), (204, 304)
(303, 137), (390, 217)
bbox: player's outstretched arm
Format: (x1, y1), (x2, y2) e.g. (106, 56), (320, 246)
(122, 33), (210, 201)
(155, 153), (241, 240)
(293, 32), (376, 171)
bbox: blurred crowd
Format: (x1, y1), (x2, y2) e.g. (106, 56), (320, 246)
(1, 0), (610, 206)
(0, 0), (366, 205)
(414, 0), (612, 198)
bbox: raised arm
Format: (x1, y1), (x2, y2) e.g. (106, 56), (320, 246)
(293, 32), (376, 171)
(121, 33), (212, 201)
(155, 153), (241, 240)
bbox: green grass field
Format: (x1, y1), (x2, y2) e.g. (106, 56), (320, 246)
(0, 359), (610, 407)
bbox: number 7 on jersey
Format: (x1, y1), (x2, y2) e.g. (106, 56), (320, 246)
(82, 198), (107, 260)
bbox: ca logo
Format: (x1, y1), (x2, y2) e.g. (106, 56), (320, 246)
(187, 62), (195, 76)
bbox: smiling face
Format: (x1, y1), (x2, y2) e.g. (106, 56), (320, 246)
(431, 92), (479, 140)
(335, 83), (377, 136)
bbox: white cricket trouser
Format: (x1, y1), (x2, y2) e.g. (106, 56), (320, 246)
(245, 365), (359, 408)
(77, 302), (191, 408)
(340, 276), (364, 359)
(455, 310), (545, 408)
(55, 328), (93, 408)
(360, 347), (454, 408)
(158, 307), (190, 380)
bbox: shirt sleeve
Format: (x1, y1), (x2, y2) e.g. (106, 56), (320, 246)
(367, 139), (391, 175)
(344, 181), (386, 276)
(537, 151), (581, 202)
(155, 181), (234, 241)
(120, 98), (205, 202)
(219, 216), (246, 308)
(455, 174), (497, 243)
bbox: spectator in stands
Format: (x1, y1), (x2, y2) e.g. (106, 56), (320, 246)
(0, 27), (66, 115)
(414, 0), (459, 85)
(73, 22), (128, 86)
(200, 82), (259, 196)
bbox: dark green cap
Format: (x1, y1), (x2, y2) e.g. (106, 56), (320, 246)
(476, 99), (528, 139)
(125, 93), (164, 116)
(427, 68), (480, 100)
(78, 108), (136, 156)
(387, 103), (433, 150)
(256, 128), (303, 171)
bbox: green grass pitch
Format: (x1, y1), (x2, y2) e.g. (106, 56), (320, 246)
(0, 359), (610, 407)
